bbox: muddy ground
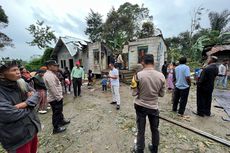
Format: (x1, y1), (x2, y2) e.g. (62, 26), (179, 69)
(0, 82), (230, 153)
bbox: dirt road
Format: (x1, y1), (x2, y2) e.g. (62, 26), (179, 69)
(0, 83), (229, 153)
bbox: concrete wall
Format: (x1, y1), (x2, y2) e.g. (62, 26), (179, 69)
(88, 42), (108, 74)
(127, 37), (166, 71)
(57, 45), (73, 71)
(56, 45), (88, 73)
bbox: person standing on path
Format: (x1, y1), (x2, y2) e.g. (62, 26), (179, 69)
(195, 56), (219, 117)
(172, 57), (191, 116)
(116, 53), (124, 70)
(223, 59), (229, 89)
(43, 60), (70, 134)
(108, 63), (121, 110)
(161, 61), (168, 79)
(71, 61), (84, 98)
(217, 59), (229, 89)
(63, 67), (71, 94)
(0, 60), (41, 153)
(33, 69), (48, 114)
(133, 54), (165, 153)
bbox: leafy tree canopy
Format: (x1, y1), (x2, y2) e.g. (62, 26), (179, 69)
(85, 9), (103, 42)
(102, 3), (154, 54)
(0, 6), (13, 50)
(209, 9), (230, 32)
(26, 20), (56, 49)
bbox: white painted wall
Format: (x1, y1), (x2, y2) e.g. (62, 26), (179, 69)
(127, 37), (166, 71)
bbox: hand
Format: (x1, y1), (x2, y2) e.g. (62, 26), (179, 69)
(15, 102), (28, 109)
(27, 91), (34, 97)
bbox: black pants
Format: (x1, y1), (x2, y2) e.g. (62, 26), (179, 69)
(49, 99), (64, 129)
(197, 86), (213, 116)
(135, 104), (159, 151)
(102, 85), (107, 91)
(117, 63), (122, 70)
(73, 78), (82, 96)
(172, 87), (190, 115)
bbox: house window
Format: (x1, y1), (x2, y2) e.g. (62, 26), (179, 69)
(63, 60), (66, 68)
(60, 60), (66, 68)
(137, 46), (148, 63)
(93, 49), (99, 64)
(61, 60), (63, 68)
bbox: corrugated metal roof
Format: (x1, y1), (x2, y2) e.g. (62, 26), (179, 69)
(53, 36), (88, 57)
(206, 45), (230, 56)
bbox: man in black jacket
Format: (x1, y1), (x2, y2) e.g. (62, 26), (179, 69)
(195, 56), (219, 117)
(0, 60), (41, 153)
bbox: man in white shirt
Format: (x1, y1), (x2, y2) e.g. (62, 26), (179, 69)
(216, 60), (228, 88)
(108, 63), (121, 110)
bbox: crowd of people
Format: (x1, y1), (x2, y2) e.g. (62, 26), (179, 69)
(162, 56), (229, 118)
(0, 54), (229, 153)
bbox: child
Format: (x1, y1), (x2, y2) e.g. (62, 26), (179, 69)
(167, 63), (175, 92)
(101, 75), (108, 91)
(88, 69), (93, 86)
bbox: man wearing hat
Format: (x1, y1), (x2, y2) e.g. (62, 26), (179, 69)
(43, 60), (70, 134)
(0, 60), (41, 153)
(71, 61), (84, 97)
(195, 56), (219, 117)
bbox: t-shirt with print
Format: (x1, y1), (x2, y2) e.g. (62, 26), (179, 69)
(175, 64), (190, 89)
(110, 68), (119, 86)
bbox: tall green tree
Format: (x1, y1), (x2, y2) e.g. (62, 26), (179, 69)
(85, 9), (103, 42)
(138, 22), (154, 39)
(103, 3), (153, 53)
(0, 6), (13, 49)
(26, 20), (56, 49)
(209, 9), (230, 32)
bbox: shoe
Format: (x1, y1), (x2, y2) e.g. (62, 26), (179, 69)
(67, 91), (71, 94)
(132, 147), (143, 153)
(192, 111), (204, 117)
(53, 127), (66, 134)
(60, 119), (70, 126)
(110, 101), (117, 105)
(116, 105), (120, 110)
(47, 106), (51, 110)
(38, 110), (47, 114)
(148, 144), (158, 153)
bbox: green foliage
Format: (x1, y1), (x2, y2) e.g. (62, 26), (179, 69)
(0, 5), (13, 49)
(25, 58), (42, 71)
(192, 30), (230, 60)
(26, 20), (56, 49)
(85, 9), (103, 42)
(209, 9), (230, 32)
(0, 6), (8, 26)
(41, 47), (53, 64)
(25, 47), (53, 71)
(138, 22), (154, 39)
(107, 31), (127, 54)
(102, 3), (153, 54)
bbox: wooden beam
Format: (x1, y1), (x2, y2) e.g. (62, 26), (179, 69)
(159, 115), (230, 147)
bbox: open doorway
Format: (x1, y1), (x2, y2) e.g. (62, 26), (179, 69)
(69, 59), (74, 71)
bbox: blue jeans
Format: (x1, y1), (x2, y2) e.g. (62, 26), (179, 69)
(216, 76), (227, 88)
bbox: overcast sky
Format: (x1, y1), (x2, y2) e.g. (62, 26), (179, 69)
(0, 0), (229, 61)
